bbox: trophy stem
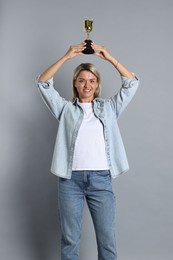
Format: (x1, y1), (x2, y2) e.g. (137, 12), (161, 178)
(87, 33), (90, 40)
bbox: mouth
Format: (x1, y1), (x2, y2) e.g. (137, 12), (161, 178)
(83, 89), (91, 93)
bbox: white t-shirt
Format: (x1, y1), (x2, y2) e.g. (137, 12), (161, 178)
(72, 102), (109, 170)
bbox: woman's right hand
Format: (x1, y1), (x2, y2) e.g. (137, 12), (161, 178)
(63, 43), (86, 60)
(39, 43), (85, 81)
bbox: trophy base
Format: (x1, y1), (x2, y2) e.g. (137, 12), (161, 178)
(82, 40), (94, 54)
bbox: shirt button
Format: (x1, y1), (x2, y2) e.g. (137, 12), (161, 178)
(43, 82), (50, 89)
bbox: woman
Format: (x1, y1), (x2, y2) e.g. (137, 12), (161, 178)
(37, 42), (140, 260)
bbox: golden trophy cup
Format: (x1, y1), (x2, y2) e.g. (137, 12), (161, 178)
(82, 19), (94, 54)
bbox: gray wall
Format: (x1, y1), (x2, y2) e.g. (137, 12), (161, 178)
(1, 0), (173, 259)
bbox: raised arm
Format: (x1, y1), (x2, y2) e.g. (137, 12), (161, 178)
(91, 43), (136, 80)
(39, 43), (86, 81)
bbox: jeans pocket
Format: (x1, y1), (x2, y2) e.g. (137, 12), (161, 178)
(95, 170), (111, 178)
(90, 170), (112, 191)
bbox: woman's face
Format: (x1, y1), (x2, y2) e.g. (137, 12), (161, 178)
(75, 70), (98, 103)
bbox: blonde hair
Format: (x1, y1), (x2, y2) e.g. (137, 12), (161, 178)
(72, 63), (101, 101)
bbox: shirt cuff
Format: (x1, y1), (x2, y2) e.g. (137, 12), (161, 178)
(121, 73), (140, 88)
(35, 75), (54, 89)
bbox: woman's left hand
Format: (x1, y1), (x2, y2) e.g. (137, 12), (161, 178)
(91, 43), (113, 61)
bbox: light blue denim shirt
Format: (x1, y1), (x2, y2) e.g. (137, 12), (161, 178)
(36, 75), (140, 179)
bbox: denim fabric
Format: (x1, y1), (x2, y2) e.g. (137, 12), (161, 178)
(58, 170), (117, 260)
(36, 75), (140, 179)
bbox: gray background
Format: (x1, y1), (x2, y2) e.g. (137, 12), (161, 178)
(1, 0), (173, 259)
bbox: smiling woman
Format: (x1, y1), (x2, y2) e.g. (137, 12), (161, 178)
(36, 42), (140, 260)
(73, 63), (101, 102)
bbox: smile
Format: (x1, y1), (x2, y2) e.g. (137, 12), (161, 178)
(83, 89), (91, 92)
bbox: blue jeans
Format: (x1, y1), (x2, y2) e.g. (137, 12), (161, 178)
(58, 170), (117, 260)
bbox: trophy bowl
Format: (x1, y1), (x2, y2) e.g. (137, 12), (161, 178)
(82, 19), (94, 55)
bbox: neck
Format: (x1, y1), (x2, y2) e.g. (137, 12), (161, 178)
(79, 98), (93, 103)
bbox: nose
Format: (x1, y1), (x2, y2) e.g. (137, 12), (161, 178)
(84, 80), (90, 88)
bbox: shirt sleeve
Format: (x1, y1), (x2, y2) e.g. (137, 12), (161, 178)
(109, 74), (140, 119)
(35, 76), (67, 120)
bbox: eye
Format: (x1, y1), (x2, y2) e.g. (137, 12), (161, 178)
(78, 79), (84, 83)
(90, 80), (96, 84)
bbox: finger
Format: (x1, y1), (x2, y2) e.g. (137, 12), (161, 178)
(77, 42), (86, 47)
(91, 42), (103, 48)
(71, 46), (86, 53)
(91, 43), (105, 53)
(71, 42), (86, 49)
